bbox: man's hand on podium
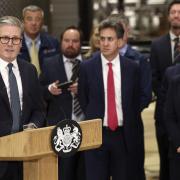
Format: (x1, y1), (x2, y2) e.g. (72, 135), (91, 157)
(23, 123), (37, 130)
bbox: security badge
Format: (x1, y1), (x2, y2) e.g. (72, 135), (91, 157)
(51, 119), (82, 158)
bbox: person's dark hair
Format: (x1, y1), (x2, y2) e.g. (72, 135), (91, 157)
(168, 0), (180, 13)
(60, 26), (83, 45)
(98, 19), (124, 39)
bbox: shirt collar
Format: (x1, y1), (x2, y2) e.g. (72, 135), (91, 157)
(170, 31), (179, 41)
(0, 58), (18, 72)
(101, 53), (120, 67)
(63, 54), (82, 63)
(24, 32), (41, 45)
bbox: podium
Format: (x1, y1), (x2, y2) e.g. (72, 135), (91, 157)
(0, 119), (102, 180)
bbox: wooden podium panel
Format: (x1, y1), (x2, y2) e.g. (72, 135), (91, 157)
(23, 155), (58, 180)
(0, 119), (102, 180)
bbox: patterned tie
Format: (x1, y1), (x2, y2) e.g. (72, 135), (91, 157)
(70, 59), (82, 117)
(8, 63), (21, 133)
(30, 40), (40, 75)
(71, 59), (80, 81)
(107, 63), (118, 131)
(174, 37), (180, 63)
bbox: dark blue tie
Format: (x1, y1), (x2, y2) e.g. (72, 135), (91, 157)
(8, 63), (21, 133)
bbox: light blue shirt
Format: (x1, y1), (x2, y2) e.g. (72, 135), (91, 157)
(24, 33), (41, 52)
(119, 43), (128, 56)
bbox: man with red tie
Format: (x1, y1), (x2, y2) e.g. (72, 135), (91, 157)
(78, 19), (143, 180)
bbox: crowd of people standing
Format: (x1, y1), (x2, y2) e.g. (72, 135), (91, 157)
(0, 1), (180, 180)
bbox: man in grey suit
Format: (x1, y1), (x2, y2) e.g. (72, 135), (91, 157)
(0, 16), (45, 180)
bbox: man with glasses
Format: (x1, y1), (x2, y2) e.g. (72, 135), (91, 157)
(18, 5), (59, 74)
(0, 36), (22, 45)
(0, 16), (45, 180)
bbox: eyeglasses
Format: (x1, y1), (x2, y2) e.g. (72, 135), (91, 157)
(0, 36), (22, 45)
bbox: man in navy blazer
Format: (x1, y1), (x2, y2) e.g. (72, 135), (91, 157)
(160, 63), (180, 113)
(0, 16), (45, 180)
(18, 5), (59, 72)
(40, 26), (85, 180)
(150, 1), (180, 179)
(157, 64), (180, 180)
(164, 74), (180, 180)
(78, 19), (143, 180)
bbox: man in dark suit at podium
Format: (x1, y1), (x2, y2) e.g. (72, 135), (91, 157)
(40, 26), (85, 180)
(0, 16), (45, 180)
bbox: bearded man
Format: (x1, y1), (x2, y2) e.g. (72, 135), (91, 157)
(39, 26), (85, 180)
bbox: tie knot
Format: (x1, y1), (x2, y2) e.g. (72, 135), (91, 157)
(8, 63), (13, 71)
(70, 59), (80, 65)
(31, 40), (38, 50)
(108, 62), (112, 68)
(31, 40), (36, 45)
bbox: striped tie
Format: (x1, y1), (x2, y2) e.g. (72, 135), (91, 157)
(174, 37), (180, 63)
(70, 59), (82, 117)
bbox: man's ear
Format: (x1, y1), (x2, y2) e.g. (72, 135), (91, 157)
(118, 38), (125, 49)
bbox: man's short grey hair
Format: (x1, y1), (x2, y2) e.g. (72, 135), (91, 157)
(22, 5), (44, 18)
(0, 16), (23, 34)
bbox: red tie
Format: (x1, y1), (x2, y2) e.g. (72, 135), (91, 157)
(107, 63), (118, 131)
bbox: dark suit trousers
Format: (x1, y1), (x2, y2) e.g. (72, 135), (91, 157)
(85, 127), (127, 180)
(169, 152), (180, 180)
(155, 122), (169, 180)
(58, 152), (86, 180)
(0, 162), (23, 180)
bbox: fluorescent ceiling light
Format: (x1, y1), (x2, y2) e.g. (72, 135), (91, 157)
(124, 0), (140, 3)
(108, 0), (118, 4)
(147, 0), (165, 4)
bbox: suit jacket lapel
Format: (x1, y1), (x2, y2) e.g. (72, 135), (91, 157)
(120, 55), (127, 111)
(94, 53), (105, 105)
(57, 55), (68, 82)
(17, 59), (28, 121)
(0, 74), (11, 111)
(165, 34), (173, 65)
